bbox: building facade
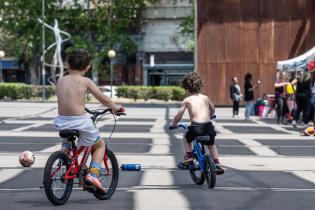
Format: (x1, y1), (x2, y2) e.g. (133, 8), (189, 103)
(141, 0), (194, 86)
(197, 0), (315, 105)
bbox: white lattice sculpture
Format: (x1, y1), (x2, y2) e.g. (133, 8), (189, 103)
(38, 18), (71, 84)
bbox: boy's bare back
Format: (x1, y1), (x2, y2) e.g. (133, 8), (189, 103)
(56, 74), (90, 116)
(184, 93), (215, 122)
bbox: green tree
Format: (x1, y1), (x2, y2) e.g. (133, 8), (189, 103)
(0, 0), (156, 84)
(178, 0), (194, 51)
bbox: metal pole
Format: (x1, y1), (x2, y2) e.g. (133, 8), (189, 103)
(0, 58), (2, 83)
(194, 0), (198, 72)
(110, 59), (113, 98)
(42, 0), (46, 101)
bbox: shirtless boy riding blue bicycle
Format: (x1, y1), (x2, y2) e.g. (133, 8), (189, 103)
(170, 72), (224, 175)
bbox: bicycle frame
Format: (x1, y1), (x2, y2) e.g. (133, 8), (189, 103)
(50, 108), (122, 182)
(50, 143), (111, 182)
(192, 141), (206, 171)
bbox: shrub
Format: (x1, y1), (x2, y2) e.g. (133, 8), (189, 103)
(116, 86), (185, 101)
(153, 87), (173, 101)
(0, 83), (55, 100)
(171, 87), (185, 101)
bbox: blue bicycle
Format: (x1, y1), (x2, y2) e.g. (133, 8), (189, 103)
(170, 120), (216, 188)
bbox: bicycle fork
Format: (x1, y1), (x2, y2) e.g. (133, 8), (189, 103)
(193, 142), (206, 172)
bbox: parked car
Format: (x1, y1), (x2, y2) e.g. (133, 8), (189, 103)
(99, 86), (117, 98)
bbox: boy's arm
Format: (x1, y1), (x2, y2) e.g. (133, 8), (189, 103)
(86, 78), (121, 112)
(171, 101), (187, 127)
(208, 97), (215, 115)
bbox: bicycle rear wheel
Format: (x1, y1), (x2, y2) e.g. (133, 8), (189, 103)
(189, 156), (205, 185)
(205, 154), (216, 188)
(93, 148), (119, 200)
(43, 151), (73, 205)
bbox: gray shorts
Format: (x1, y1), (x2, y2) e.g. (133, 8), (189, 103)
(54, 115), (101, 146)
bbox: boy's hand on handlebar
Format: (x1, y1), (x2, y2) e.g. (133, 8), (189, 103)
(113, 105), (126, 116)
(169, 125), (178, 130)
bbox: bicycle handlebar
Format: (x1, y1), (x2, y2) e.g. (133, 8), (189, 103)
(168, 115), (216, 131)
(85, 107), (126, 117)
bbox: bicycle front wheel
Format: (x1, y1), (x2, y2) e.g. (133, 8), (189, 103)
(93, 148), (119, 200)
(205, 154), (216, 188)
(189, 156), (205, 185)
(43, 151), (73, 205)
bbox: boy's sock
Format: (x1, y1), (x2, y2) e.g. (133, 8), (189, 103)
(186, 152), (193, 157)
(213, 159), (220, 164)
(89, 162), (101, 178)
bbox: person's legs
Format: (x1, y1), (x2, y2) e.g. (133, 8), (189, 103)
(311, 95), (315, 123)
(208, 144), (224, 175)
(235, 101), (240, 116)
(232, 100), (237, 117)
(245, 101), (250, 119)
(181, 136), (193, 163)
(276, 97), (283, 123)
(293, 96), (303, 127)
(85, 139), (106, 193)
(302, 96), (311, 125)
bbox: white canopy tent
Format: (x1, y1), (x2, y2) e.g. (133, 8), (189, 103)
(276, 46), (315, 71)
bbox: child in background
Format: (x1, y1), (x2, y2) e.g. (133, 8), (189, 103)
(170, 72), (224, 175)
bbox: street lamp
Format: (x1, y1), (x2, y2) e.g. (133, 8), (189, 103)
(107, 50), (116, 98)
(0, 51), (5, 83)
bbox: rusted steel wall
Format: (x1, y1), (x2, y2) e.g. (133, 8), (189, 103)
(197, 0), (315, 105)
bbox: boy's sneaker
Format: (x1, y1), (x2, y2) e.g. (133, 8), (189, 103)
(215, 164), (224, 175)
(181, 154), (193, 164)
(84, 174), (105, 195)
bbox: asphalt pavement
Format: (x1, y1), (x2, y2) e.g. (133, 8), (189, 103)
(0, 102), (315, 210)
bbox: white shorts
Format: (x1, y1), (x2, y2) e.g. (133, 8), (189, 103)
(53, 115), (101, 146)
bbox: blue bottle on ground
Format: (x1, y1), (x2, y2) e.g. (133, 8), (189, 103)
(121, 163), (141, 171)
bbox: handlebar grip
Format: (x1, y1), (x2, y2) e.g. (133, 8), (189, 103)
(117, 107), (125, 113)
(210, 114), (216, 120)
(169, 126), (178, 130)
(115, 112), (126, 116)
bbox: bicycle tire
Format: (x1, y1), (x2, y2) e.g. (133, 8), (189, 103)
(93, 148), (119, 200)
(43, 151), (73, 205)
(205, 154), (216, 188)
(189, 156), (205, 185)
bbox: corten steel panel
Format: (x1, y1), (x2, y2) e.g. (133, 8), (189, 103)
(274, 0), (290, 60)
(206, 0), (226, 63)
(197, 0), (315, 105)
(259, 0), (275, 63)
(225, 0), (242, 62)
(241, 0), (259, 63)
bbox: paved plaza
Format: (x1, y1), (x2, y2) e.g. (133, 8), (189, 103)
(0, 102), (315, 209)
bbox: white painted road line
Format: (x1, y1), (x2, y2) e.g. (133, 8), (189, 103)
(237, 139), (279, 156)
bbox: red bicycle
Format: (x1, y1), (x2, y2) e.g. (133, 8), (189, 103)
(43, 107), (125, 205)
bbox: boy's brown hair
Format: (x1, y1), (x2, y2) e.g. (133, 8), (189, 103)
(181, 72), (203, 93)
(66, 49), (91, 71)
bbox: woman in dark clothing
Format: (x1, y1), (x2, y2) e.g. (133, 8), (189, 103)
(230, 77), (242, 117)
(244, 73), (260, 120)
(274, 71), (289, 124)
(292, 71), (311, 127)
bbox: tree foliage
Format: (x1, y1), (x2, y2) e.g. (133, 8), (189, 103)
(0, 0), (153, 84)
(178, 0), (194, 51)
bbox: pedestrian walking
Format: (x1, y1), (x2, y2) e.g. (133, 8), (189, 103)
(244, 73), (260, 120)
(310, 73), (315, 123)
(230, 77), (242, 117)
(274, 71), (289, 124)
(292, 71), (311, 127)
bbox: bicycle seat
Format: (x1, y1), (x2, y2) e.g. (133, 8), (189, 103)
(195, 135), (210, 143)
(59, 129), (80, 139)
